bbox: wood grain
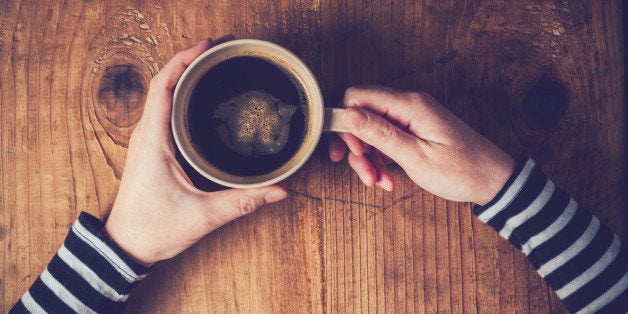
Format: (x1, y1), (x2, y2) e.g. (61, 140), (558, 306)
(0, 0), (624, 313)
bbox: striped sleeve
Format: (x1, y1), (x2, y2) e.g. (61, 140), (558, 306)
(10, 212), (151, 313)
(474, 154), (627, 313)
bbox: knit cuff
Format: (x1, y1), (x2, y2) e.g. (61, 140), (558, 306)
(472, 153), (532, 220)
(472, 155), (627, 313)
(12, 212), (150, 313)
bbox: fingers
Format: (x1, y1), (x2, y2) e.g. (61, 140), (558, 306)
(369, 150), (394, 191)
(142, 35), (235, 132)
(328, 134), (347, 162)
(342, 106), (421, 165)
(204, 186), (287, 225)
(347, 150), (394, 191)
(151, 34), (235, 93)
(143, 39), (212, 125)
(212, 34), (236, 46)
(329, 131), (374, 162)
(338, 132), (368, 156)
(150, 38), (213, 93)
(348, 152), (377, 187)
(342, 86), (418, 127)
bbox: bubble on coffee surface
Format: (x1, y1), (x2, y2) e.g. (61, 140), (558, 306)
(212, 90), (299, 157)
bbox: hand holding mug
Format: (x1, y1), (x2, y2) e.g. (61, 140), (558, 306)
(104, 37), (288, 266)
(329, 86), (515, 205)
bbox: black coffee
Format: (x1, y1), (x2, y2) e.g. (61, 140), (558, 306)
(187, 56), (308, 176)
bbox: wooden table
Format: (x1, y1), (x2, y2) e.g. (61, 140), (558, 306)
(1, 0), (624, 312)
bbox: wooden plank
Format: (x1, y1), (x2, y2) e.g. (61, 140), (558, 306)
(0, 0), (624, 313)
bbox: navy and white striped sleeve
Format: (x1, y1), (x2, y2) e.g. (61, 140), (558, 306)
(474, 154), (627, 313)
(10, 212), (151, 313)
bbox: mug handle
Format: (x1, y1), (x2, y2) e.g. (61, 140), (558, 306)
(323, 108), (349, 133)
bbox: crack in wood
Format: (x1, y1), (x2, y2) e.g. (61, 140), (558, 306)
(286, 188), (384, 209)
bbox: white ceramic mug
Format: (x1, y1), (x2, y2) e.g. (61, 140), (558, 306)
(172, 39), (347, 188)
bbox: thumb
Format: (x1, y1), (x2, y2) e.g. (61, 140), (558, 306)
(343, 107), (420, 164)
(204, 186), (288, 225)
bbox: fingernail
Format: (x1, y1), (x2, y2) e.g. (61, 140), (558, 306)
(213, 34), (236, 45)
(264, 190), (288, 203)
(331, 151), (343, 162)
(343, 108), (367, 132)
(356, 172), (375, 187)
(199, 38), (212, 45)
(377, 181), (393, 192)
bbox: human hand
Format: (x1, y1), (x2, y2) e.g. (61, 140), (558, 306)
(329, 86), (515, 205)
(104, 36), (288, 266)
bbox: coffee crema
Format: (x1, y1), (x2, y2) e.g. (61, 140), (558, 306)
(212, 90), (298, 157)
(187, 56), (308, 176)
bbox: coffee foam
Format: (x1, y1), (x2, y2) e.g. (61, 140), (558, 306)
(212, 90), (299, 156)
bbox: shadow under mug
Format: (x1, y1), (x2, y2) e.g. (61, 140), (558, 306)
(172, 39), (347, 188)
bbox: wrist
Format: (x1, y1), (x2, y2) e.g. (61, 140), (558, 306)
(474, 152), (516, 206)
(103, 220), (155, 267)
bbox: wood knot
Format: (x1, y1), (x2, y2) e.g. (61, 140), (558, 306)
(522, 76), (569, 130)
(97, 65), (146, 128)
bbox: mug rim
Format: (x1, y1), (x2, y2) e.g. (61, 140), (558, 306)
(171, 39), (324, 188)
